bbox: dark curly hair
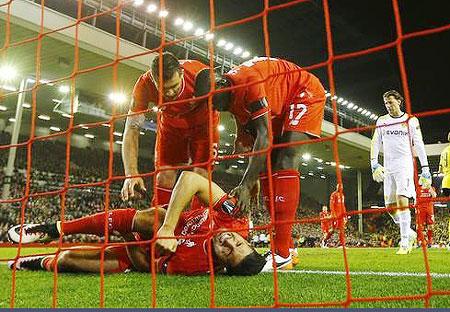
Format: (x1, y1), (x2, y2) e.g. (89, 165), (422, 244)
(225, 250), (266, 276)
(151, 51), (181, 82)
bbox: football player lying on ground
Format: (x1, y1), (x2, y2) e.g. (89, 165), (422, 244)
(8, 171), (266, 276)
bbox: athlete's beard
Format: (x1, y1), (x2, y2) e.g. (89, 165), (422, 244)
(164, 95), (177, 101)
(211, 244), (218, 263)
(210, 243), (225, 272)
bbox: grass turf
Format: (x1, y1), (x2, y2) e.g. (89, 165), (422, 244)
(0, 247), (449, 308)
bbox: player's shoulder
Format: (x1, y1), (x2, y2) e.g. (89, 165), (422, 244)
(135, 70), (152, 85)
(406, 114), (421, 128)
(180, 59), (208, 73)
(375, 113), (390, 125)
(226, 64), (260, 84)
(407, 114), (419, 122)
(133, 71), (156, 97)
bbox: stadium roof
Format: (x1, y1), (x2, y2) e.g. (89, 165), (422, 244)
(0, 0), (448, 174)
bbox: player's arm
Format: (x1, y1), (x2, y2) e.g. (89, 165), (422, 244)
(370, 119), (384, 182)
(121, 102), (147, 201)
(231, 102), (269, 213)
(342, 194), (347, 212)
(438, 149), (446, 174)
(410, 117), (431, 187)
(155, 171), (226, 254)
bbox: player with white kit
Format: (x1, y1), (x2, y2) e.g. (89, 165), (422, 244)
(370, 90), (431, 255)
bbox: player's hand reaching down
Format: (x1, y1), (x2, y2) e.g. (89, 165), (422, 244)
(121, 177), (146, 201)
(156, 227), (178, 255)
(230, 184), (253, 216)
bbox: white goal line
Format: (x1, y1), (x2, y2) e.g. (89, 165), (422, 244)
(1, 262), (449, 278)
(273, 269), (450, 278)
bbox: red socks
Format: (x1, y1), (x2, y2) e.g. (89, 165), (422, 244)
(261, 169), (300, 258)
(427, 229), (433, 245)
(151, 187), (173, 206)
(62, 208), (137, 237)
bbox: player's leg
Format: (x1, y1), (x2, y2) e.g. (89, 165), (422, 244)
(395, 195), (415, 254)
(259, 130), (308, 270)
(335, 219), (346, 247)
(321, 229), (333, 248)
(395, 172), (417, 253)
(9, 247), (129, 273)
(426, 213), (435, 247)
(9, 208), (167, 272)
(8, 208), (138, 244)
(155, 169), (178, 205)
(384, 174), (406, 254)
(189, 122), (220, 209)
(190, 118), (219, 177)
(153, 126), (188, 206)
(261, 80), (325, 270)
(132, 207), (166, 240)
(426, 225), (433, 247)
(11, 175), (224, 245)
(416, 217), (425, 247)
(260, 132), (303, 271)
(320, 233), (326, 248)
(57, 247), (129, 273)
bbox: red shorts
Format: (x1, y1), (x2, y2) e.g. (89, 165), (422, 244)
(107, 246), (133, 273)
(272, 75), (325, 138)
(417, 212), (434, 226)
(155, 121), (219, 168)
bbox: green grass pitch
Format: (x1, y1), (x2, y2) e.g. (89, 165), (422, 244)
(1, 247), (449, 308)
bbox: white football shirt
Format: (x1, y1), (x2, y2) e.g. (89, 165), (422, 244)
(371, 113), (426, 174)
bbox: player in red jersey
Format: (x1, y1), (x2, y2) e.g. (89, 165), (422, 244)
(8, 172), (266, 276)
(319, 205), (333, 248)
(415, 186), (437, 247)
(121, 52), (219, 207)
(329, 183), (347, 232)
(197, 57), (326, 269)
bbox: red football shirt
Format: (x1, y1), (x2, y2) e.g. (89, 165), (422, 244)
(416, 187), (435, 215)
(224, 57), (314, 125)
(132, 60), (218, 128)
(329, 191), (346, 218)
(161, 196), (249, 275)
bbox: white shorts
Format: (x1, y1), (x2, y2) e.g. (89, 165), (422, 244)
(384, 171), (416, 205)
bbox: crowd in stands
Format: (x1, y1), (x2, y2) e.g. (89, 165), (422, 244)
(0, 131), (151, 242)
